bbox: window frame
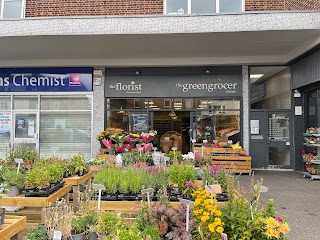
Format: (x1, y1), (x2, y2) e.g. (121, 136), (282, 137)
(163, 0), (244, 15)
(1, 0), (25, 19)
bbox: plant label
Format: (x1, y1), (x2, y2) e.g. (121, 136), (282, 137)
(92, 184), (106, 191)
(171, 147), (177, 151)
(178, 198), (194, 232)
(14, 158), (23, 164)
(192, 139), (196, 143)
(221, 233), (228, 240)
(203, 140), (208, 143)
(53, 230), (62, 240)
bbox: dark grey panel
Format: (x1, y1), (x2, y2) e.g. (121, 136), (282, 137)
(105, 75), (242, 98)
(292, 50), (320, 89)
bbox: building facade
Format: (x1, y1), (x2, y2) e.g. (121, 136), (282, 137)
(0, 0), (319, 171)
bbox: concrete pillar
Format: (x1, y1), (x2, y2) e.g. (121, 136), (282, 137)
(242, 65), (250, 153)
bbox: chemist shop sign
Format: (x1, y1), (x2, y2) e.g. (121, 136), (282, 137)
(0, 112), (11, 134)
(0, 68), (93, 92)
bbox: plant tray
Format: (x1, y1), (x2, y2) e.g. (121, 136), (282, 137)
(23, 181), (65, 197)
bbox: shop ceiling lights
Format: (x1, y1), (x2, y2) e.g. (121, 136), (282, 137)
(250, 74), (264, 79)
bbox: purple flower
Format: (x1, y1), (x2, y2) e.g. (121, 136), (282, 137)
(276, 216), (284, 222)
(210, 165), (221, 175)
(185, 181), (194, 188)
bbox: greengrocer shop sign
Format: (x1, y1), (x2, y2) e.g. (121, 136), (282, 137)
(0, 68), (93, 92)
(106, 75), (242, 97)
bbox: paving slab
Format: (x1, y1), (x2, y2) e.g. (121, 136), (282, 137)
(237, 170), (320, 240)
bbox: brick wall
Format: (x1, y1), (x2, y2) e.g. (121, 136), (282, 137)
(245, 0), (285, 11)
(25, 0), (163, 17)
(285, 0), (320, 10)
(25, 0), (320, 18)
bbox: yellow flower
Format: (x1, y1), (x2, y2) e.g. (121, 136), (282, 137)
(208, 223), (215, 233)
(215, 210), (222, 217)
(216, 226), (224, 233)
(201, 215), (210, 222)
(203, 211), (209, 216)
(194, 199), (201, 206)
(279, 222), (290, 234)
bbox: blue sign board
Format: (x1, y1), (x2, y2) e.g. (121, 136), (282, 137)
(0, 68), (92, 92)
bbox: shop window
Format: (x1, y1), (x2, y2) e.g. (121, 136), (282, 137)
(219, 0), (243, 13)
(41, 95), (92, 111)
(39, 112), (91, 158)
(196, 110), (240, 143)
(0, 96), (11, 160)
(13, 96), (38, 110)
(1, 0), (24, 19)
(165, 0), (243, 14)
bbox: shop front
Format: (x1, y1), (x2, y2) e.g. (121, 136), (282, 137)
(104, 67), (243, 153)
(0, 67), (93, 159)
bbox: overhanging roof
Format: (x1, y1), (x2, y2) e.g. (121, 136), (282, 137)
(0, 11), (319, 67)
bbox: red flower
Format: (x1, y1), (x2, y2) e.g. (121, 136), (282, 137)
(313, 150), (317, 154)
(302, 150), (306, 155)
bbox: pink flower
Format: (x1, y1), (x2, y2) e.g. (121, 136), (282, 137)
(276, 216), (284, 222)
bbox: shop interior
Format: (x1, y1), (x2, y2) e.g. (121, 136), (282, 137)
(106, 98), (241, 153)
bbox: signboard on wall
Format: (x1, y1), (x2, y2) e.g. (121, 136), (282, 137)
(132, 114), (148, 132)
(105, 75), (242, 98)
(0, 112), (11, 134)
(0, 68), (93, 92)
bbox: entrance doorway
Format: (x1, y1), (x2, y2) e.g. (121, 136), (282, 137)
(152, 111), (192, 154)
(250, 110), (293, 169)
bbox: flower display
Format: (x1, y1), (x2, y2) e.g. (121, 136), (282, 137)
(141, 130), (157, 143)
(192, 188), (225, 239)
(111, 133), (127, 143)
(96, 129), (111, 142)
(305, 163), (319, 174)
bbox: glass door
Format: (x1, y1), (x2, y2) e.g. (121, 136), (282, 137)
(267, 111), (292, 168)
(13, 112), (39, 150)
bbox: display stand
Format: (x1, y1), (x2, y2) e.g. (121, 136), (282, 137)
(192, 144), (251, 174)
(1, 184), (70, 223)
(63, 172), (93, 210)
(303, 129), (320, 181)
(0, 215), (26, 240)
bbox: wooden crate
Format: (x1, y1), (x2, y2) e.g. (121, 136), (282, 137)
(212, 155), (252, 174)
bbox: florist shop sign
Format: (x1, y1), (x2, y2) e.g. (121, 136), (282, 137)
(106, 75), (242, 98)
(0, 67), (93, 92)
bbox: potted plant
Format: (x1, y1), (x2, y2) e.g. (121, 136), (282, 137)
(27, 224), (47, 240)
(71, 214), (87, 240)
(0, 183), (8, 225)
(2, 170), (25, 196)
(47, 163), (64, 187)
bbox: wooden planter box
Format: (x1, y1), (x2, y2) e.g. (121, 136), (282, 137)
(90, 200), (225, 213)
(0, 215), (26, 240)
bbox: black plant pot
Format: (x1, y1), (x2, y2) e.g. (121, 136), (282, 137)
(78, 170), (84, 176)
(71, 233), (84, 240)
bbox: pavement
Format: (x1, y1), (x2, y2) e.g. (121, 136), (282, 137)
(237, 170), (320, 240)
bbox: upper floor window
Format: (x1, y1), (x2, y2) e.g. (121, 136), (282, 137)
(164, 0), (243, 15)
(1, 0), (24, 19)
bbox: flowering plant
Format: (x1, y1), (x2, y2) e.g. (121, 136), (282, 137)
(141, 130), (157, 143)
(111, 133), (127, 143)
(128, 133), (141, 142)
(192, 188), (224, 239)
(182, 181), (198, 197)
(96, 129), (111, 142)
(256, 216), (290, 239)
(306, 163), (319, 174)
(306, 127), (318, 134)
